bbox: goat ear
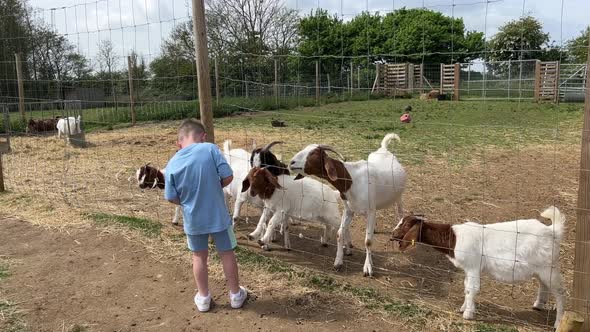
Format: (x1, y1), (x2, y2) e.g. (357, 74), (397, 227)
(294, 174), (305, 180)
(399, 223), (421, 251)
(323, 158), (339, 182)
(241, 178), (250, 192)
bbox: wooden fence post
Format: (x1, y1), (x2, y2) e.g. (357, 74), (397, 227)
(439, 63), (444, 94)
(327, 73), (331, 94)
(453, 63), (461, 101)
(534, 60), (541, 102)
(14, 53), (26, 123)
(357, 66), (361, 92)
(573, 36), (590, 332)
(372, 63), (380, 94)
(556, 311), (585, 332)
(274, 58), (278, 106)
(315, 61), (320, 105)
(215, 57), (220, 106)
(191, 0), (214, 143)
(408, 64), (415, 93)
(127, 56), (136, 126)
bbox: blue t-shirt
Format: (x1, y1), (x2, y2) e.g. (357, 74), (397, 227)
(164, 143), (233, 235)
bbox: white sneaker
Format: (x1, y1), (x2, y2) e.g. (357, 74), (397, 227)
(229, 286), (248, 309)
(194, 292), (211, 312)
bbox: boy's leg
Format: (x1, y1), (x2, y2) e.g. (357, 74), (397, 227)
(192, 250), (209, 297)
(187, 234), (210, 297)
(218, 250), (240, 294)
(212, 227), (240, 294)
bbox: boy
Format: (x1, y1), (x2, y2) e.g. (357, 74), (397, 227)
(164, 119), (247, 312)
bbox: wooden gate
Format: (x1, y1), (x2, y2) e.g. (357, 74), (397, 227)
(534, 61), (560, 102)
(372, 63), (423, 95)
(440, 63), (460, 100)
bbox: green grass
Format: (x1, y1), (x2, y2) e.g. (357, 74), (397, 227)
(217, 98), (583, 165)
(474, 322), (519, 332)
(2, 93), (385, 133)
(0, 263), (9, 280)
(87, 213), (162, 237)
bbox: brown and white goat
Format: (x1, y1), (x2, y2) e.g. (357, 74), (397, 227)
(289, 133), (406, 276)
(241, 167), (347, 266)
(134, 164), (181, 224)
(391, 207), (566, 328)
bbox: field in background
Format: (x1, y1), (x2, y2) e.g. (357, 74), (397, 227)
(0, 99), (584, 331)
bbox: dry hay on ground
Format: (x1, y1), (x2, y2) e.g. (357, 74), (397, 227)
(0, 121), (580, 331)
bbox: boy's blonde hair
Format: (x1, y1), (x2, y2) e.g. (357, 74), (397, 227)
(178, 118), (206, 139)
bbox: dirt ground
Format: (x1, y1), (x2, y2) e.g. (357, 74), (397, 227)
(0, 121), (581, 331)
(0, 217), (394, 332)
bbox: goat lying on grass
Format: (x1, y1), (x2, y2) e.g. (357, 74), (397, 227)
(391, 207), (566, 328)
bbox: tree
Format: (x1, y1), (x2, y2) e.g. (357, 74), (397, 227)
(96, 40), (119, 74)
(0, 0), (34, 100)
(298, 8), (485, 65)
(566, 27), (589, 63)
(487, 16), (549, 63)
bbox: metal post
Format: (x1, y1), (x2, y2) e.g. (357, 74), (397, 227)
(315, 61), (320, 105)
(15, 53), (26, 123)
(127, 56), (136, 126)
(191, 0), (214, 142)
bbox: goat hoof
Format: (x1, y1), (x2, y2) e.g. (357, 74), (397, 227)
(321, 243), (328, 248)
(532, 303), (545, 311)
(257, 239), (265, 246)
(261, 244), (271, 251)
(463, 311), (475, 320)
(333, 264), (343, 272)
(345, 250), (353, 256)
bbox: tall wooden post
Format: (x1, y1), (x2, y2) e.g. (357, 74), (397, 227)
(371, 63), (380, 94)
(191, 0), (214, 142)
(408, 64), (415, 93)
(534, 60), (541, 102)
(14, 53), (26, 123)
(127, 56), (136, 126)
(0, 153), (4, 192)
(315, 61), (320, 105)
(453, 63), (461, 101)
(573, 36), (590, 332)
(215, 57), (220, 106)
(439, 63), (444, 94)
(357, 66), (361, 91)
(274, 58), (278, 105)
(327, 74), (331, 94)
(350, 60), (354, 92)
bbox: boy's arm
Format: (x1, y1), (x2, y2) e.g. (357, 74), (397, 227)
(221, 175), (233, 188)
(212, 145), (233, 185)
(164, 172), (180, 205)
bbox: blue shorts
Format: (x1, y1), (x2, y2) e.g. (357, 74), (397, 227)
(187, 227), (238, 252)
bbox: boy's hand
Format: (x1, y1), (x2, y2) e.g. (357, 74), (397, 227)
(221, 175), (233, 188)
(168, 198), (180, 205)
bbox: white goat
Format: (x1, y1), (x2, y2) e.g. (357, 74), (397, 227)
(134, 164), (182, 225)
(241, 167), (347, 267)
(391, 207), (566, 328)
(222, 140), (266, 223)
(289, 133), (406, 276)
(56, 115), (82, 139)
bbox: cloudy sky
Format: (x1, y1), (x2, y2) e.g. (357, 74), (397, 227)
(29, 0), (588, 69)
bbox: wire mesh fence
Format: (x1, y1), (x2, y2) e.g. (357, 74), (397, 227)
(0, 0), (589, 330)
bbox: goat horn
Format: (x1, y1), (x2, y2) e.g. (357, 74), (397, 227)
(318, 145), (346, 161)
(261, 141), (284, 152)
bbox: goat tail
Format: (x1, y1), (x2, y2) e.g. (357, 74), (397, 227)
(223, 139), (232, 156)
(540, 206), (566, 239)
(380, 133), (401, 150)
